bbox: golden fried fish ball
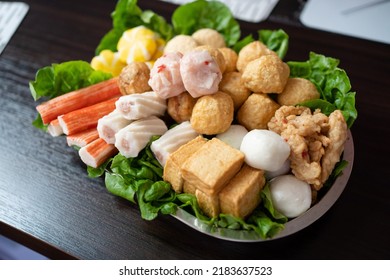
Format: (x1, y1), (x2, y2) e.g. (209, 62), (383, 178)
(192, 28), (226, 48)
(191, 91), (234, 135)
(277, 77), (320, 106)
(218, 47), (238, 73)
(167, 91), (197, 123)
(164, 35), (199, 54)
(219, 71), (251, 110)
(194, 45), (226, 74)
(118, 62), (151, 95)
(236, 41), (276, 72)
(241, 54), (290, 94)
(237, 93), (280, 130)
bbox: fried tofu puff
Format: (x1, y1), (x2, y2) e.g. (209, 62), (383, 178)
(191, 91), (234, 135)
(241, 54), (290, 94)
(277, 78), (320, 106)
(167, 91), (197, 123)
(219, 71), (251, 110)
(164, 35), (198, 54)
(118, 62), (151, 95)
(237, 93), (280, 130)
(192, 28), (226, 48)
(218, 47), (238, 73)
(236, 41), (276, 72)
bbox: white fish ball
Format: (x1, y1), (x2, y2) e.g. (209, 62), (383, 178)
(270, 175), (312, 218)
(239, 129), (290, 171)
(216, 125), (248, 150)
(265, 159), (291, 180)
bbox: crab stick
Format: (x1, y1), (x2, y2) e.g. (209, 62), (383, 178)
(37, 77), (121, 124)
(97, 110), (132, 144)
(58, 97), (118, 135)
(151, 121), (199, 166)
(66, 128), (99, 147)
(115, 91), (167, 120)
(47, 118), (63, 137)
(79, 138), (118, 168)
(115, 116), (168, 158)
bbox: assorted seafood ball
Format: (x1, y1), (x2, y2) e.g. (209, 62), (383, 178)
(118, 62), (151, 95)
(277, 77), (320, 105)
(192, 28), (226, 48)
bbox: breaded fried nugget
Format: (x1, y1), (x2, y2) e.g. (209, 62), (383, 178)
(118, 62), (151, 95)
(277, 78), (320, 106)
(236, 41), (276, 72)
(241, 54), (290, 94)
(218, 47), (238, 72)
(164, 35), (198, 54)
(167, 91), (197, 123)
(219, 71), (251, 110)
(191, 91), (234, 135)
(237, 93), (280, 130)
(192, 28), (226, 48)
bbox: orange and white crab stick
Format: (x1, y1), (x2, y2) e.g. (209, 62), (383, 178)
(36, 77), (121, 124)
(66, 128), (99, 148)
(47, 118), (63, 137)
(58, 97), (118, 135)
(78, 138), (118, 168)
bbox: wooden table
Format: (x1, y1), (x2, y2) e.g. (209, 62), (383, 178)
(1, 0), (389, 259)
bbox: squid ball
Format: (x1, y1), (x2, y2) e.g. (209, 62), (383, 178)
(239, 129), (290, 171)
(269, 175), (312, 218)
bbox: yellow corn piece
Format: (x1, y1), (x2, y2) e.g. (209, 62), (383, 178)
(117, 26), (158, 64)
(91, 50), (126, 77)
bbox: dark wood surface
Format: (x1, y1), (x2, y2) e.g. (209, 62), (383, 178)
(1, 0), (389, 260)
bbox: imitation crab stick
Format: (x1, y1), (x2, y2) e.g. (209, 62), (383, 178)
(47, 119), (63, 137)
(66, 128), (99, 147)
(58, 97), (118, 135)
(78, 138), (118, 168)
(36, 77), (121, 124)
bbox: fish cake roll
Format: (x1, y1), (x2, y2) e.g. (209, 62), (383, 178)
(277, 78), (320, 106)
(191, 91), (234, 135)
(237, 93), (280, 130)
(219, 71), (251, 110)
(97, 110), (132, 144)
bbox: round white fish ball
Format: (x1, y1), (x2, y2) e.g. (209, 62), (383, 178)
(270, 175), (312, 218)
(239, 129), (290, 171)
(216, 125), (248, 150)
(265, 159), (291, 180)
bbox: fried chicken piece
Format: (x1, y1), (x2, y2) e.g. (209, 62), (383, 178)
(268, 105), (347, 190)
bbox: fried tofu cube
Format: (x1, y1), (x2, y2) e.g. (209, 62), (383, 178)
(219, 164), (266, 219)
(195, 189), (220, 218)
(163, 136), (207, 193)
(183, 181), (197, 195)
(181, 137), (244, 195)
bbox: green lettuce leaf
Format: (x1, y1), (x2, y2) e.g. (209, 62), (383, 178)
(288, 52), (357, 127)
(258, 29), (289, 59)
(171, 0), (241, 47)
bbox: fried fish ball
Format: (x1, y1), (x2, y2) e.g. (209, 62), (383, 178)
(218, 47), (238, 72)
(118, 62), (151, 95)
(236, 41), (276, 72)
(191, 91), (234, 135)
(237, 93), (280, 130)
(167, 91), (197, 123)
(277, 78), (320, 106)
(241, 54), (290, 94)
(164, 35), (198, 54)
(192, 28), (226, 48)
(219, 71), (251, 110)
(194, 45), (226, 74)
